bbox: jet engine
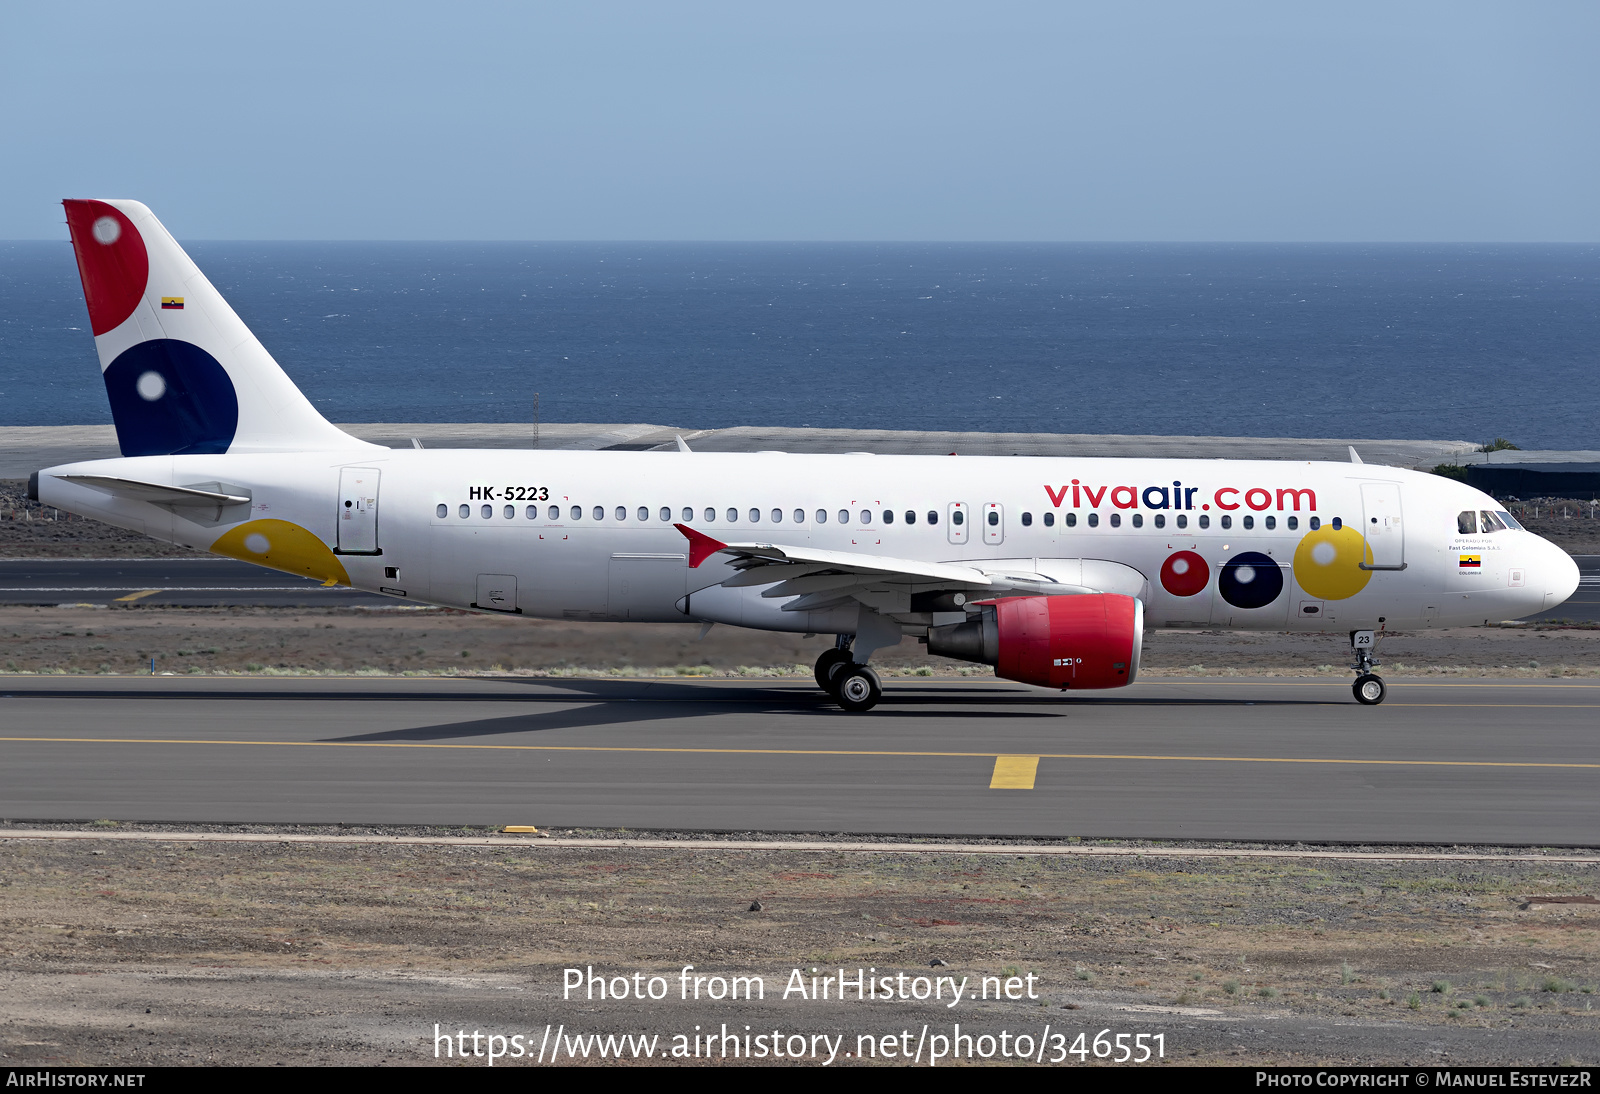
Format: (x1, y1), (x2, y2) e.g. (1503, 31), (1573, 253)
(926, 594), (1143, 689)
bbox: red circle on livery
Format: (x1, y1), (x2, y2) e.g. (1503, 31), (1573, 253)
(1160, 550), (1210, 597)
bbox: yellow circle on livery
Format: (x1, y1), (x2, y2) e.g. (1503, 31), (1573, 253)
(1292, 525), (1373, 600)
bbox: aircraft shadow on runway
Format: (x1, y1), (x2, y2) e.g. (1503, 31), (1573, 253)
(6, 676), (1335, 710)
(316, 680), (1334, 743)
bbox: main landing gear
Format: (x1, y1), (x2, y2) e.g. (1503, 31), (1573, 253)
(1350, 629), (1386, 706)
(814, 638), (883, 713)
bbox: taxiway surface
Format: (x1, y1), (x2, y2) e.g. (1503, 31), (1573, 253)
(0, 558), (389, 606)
(0, 676), (1595, 843)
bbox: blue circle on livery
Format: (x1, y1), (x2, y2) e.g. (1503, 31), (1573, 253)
(103, 339), (238, 456)
(1218, 551), (1283, 610)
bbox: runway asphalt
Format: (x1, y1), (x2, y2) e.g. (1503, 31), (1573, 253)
(0, 558), (390, 607)
(0, 675), (1595, 844)
(1, 555), (1595, 618)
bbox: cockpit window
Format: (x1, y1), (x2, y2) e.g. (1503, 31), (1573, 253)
(1480, 510), (1508, 533)
(1457, 510), (1477, 535)
(1495, 510), (1524, 531)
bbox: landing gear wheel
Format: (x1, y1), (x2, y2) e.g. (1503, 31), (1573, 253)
(1353, 674), (1386, 705)
(814, 648), (853, 691)
(833, 666), (883, 712)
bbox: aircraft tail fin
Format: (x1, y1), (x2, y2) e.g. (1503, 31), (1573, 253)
(61, 199), (373, 457)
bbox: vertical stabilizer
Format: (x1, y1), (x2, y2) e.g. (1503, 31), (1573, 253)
(62, 199), (375, 456)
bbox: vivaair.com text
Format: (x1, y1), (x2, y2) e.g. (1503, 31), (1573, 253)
(564, 965), (1041, 1008)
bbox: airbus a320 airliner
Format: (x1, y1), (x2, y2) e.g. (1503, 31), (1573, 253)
(32, 200), (1580, 710)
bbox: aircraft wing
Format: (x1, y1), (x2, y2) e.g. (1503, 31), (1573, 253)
(673, 523), (1133, 614)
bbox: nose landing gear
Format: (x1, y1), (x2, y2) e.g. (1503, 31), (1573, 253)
(1350, 629), (1386, 705)
(814, 637), (883, 712)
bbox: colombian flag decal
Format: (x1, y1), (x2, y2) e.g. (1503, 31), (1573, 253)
(160, 297), (184, 309)
(1459, 554), (1481, 569)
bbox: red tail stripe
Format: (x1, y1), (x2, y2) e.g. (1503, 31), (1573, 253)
(63, 200), (148, 336)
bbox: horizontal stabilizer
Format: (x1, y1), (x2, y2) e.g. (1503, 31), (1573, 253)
(59, 474), (250, 507)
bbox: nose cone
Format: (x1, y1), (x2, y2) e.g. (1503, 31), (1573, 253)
(1537, 537), (1581, 610)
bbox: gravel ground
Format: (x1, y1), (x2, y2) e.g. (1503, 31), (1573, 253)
(1, 604), (1596, 679)
(0, 832), (1596, 1067)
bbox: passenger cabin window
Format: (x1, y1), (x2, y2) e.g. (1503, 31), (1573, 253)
(616, 506), (627, 521)
(749, 509), (761, 522)
(1265, 515), (1276, 530)
(1220, 515), (1232, 530)
(838, 510), (850, 524)
(1132, 513), (1143, 528)
(883, 510), (894, 524)
(1198, 515), (1210, 529)
(927, 511), (939, 525)
(905, 510), (916, 525)
(951, 510), (964, 526)
(771, 509), (782, 523)
(816, 510), (828, 524)
(1087, 513), (1099, 528)
(1176, 514), (1187, 529)
(1043, 512), (1055, 527)
(794, 509), (805, 523)
(1286, 516), (1298, 530)
(681, 507), (693, 522)
(1109, 513), (1121, 528)
(593, 506), (604, 520)
(1065, 512), (1077, 527)
(860, 510), (871, 524)
(1309, 516), (1320, 530)
(571, 506), (582, 520)
(550, 505), (560, 520)
(481, 505), (493, 519)
(437, 504), (448, 519)
(704, 508), (715, 522)
(1242, 515), (1253, 530)
(504, 505), (515, 519)
(526, 505), (538, 519)
(1021, 512), (1033, 527)
(1457, 510), (1477, 535)
(640, 507), (650, 521)
(659, 507), (670, 521)
(987, 510), (999, 526)
(1331, 517), (1342, 530)
(459, 504), (470, 519)
(1153, 514), (1164, 529)
(727, 508), (738, 522)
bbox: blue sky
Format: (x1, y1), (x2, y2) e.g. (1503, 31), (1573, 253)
(2, 2), (1596, 240)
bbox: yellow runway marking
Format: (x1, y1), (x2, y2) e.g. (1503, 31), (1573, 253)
(112, 589), (162, 603)
(0, 736), (1597, 772)
(990, 755), (1040, 789)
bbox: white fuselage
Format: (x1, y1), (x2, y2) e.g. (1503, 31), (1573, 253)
(38, 449), (1579, 636)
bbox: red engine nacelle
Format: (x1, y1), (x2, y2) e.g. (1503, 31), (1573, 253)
(926, 593), (1143, 689)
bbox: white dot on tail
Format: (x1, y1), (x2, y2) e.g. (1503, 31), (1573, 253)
(1312, 542), (1337, 566)
(92, 216), (121, 244)
(1171, 558), (1189, 574)
(244, 533), (270, 554)
(1234, 565), (1256, 584)
(135, 371), (166, 401)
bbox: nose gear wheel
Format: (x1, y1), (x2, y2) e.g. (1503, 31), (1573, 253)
(1353, 673), (1386, 705)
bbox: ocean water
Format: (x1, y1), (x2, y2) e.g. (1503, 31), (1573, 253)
(1, 241), (1596, 448)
